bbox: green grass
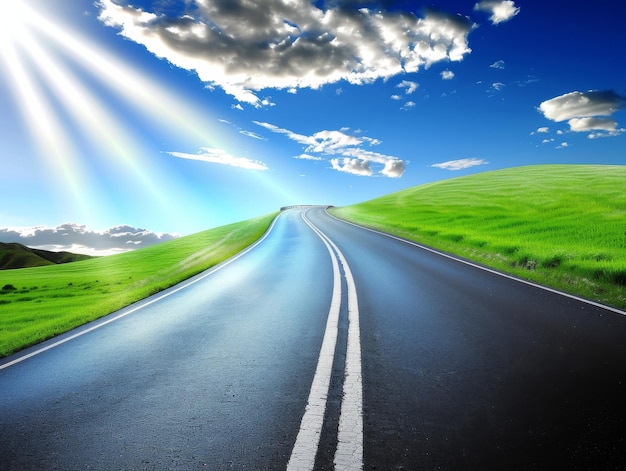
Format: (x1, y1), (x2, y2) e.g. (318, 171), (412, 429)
(331, 165), (626, 310)
(0, 213), (277, 357)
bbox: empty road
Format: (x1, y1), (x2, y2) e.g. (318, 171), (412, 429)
(2, 206), (626, 470)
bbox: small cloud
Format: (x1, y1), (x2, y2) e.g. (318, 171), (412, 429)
(556, 142), (569, 149)
(391, 94), (402, 101)
(474, 1), (520, 24)
(239, 130), (266, 140)
(231, 104), (244, 111)
(402, 101), (416, 110)
(441, 70), (455, 80)
(568, 117), (622, 134)
(331, 158), (373, 177)
(536, 127), (549, 133)
(491, 82), (505, 91)
(542, 138), (555, 144)
(294, 154), (323, 161)
(431, 158), (489, 171)
(168, 147), (268, 170)
(397, 80), (419, 95)
(336, 88), (343, 95)
(489, 60), (505, 69)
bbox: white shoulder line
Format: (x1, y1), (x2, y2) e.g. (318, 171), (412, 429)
(0, 213), (284, 370)
(326, 209), (626, 317)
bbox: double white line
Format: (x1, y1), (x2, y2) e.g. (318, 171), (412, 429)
(288, 211), (363, 470)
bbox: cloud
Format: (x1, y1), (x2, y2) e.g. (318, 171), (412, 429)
(536, 127), (549, 133)
(474, 1), (520, 24)
(168, 147), (268, 170)
(397, 80), (419, 95)
(491, 82), (505, 91)
(441, 70), (455, 80)
(97, 0), (474, 106)
(538, 89), (626, 137)
(401, 101), (416, 110)
(431, 158), (489, 170)
(294, 153), (323, 161)
(489, 59), (505, 69)
(239, 130), (266, 140)
(255, 121), (405, 177)
(0, 223), (178, 256)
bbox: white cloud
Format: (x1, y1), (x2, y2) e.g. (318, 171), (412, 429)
(491, 82), (505, 91)
(294, 154), (323, 161)
(539, 90), (626, 122)
(168, 147), (268, 170)
(474, 1), (520, 25)
(331, 158), (373, 177)
(539, 89), (626, 137)
(568, 117), (619, 133)
(390, 94), (402, 100)
(556, 142), (569, 148)
(431, 158), (489, 171)
(441, 70), (455, 80)
(97, 0), (474, 106)
(255, 121), (405, 177)
(402, 101), (416, 110)
(0, 223), (178, 256)
(489, 59), (505, 69)
(239, 130), (266, 140)
(536, 127), (549, 133)
(397, 80), (419, 94)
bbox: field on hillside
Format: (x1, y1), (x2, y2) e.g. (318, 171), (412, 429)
(0, 213), (277, 357)
(331, 165), (626, 309)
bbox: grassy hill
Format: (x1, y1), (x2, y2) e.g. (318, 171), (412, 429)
(0, 213), (277, 357)
(0, 242), (93, 270)
(331, 164), (626, 310)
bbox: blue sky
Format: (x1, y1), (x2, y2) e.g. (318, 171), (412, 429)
(1, 0), (625, 254)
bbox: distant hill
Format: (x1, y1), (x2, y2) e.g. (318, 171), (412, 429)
(0, 242), (93, 270)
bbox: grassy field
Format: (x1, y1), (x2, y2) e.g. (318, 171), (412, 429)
(331, 165), (626, 310)
(0, 213), (277, 357)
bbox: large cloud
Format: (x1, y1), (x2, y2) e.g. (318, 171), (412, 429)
(255, 121), (405, 177)
(538, 90), (626, 137)
(0, 223), (179, 256)
(97, 0), (474, 106)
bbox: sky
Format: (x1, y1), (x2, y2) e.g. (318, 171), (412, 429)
(1, 0), (625, 255)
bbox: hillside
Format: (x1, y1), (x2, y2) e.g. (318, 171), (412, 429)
(0, 242), (93, 270)
(331, 164), (626, 309)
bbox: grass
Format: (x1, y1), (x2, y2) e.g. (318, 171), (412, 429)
(0, 213), (277, 357)
(330, 164), (626, 310)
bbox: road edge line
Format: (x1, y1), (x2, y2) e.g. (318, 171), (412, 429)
(0, 212), (284, 370)
(326, 209), (626, 317)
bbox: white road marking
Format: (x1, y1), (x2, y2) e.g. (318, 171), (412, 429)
(287, 213), (341, 470)
(0, 213), (283, 370)
(293, 210), (363, 471)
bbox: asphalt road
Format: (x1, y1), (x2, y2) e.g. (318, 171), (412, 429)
(2, 206), (626, 470)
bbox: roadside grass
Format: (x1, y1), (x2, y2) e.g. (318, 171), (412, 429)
(0, 213), (277, 357)
(330, 165), (626, 310)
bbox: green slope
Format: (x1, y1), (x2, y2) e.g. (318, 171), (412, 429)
(0, 242), (93, 270)
(331, 164), (626, 309)
(0, 213), (277, 357)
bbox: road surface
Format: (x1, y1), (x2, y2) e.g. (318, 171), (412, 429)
(2, 206), (626, 470)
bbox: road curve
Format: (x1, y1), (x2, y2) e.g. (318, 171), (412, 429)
(2, 206), (626, 470)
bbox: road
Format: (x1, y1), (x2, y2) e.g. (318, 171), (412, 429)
(2, 206), (626, 470)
